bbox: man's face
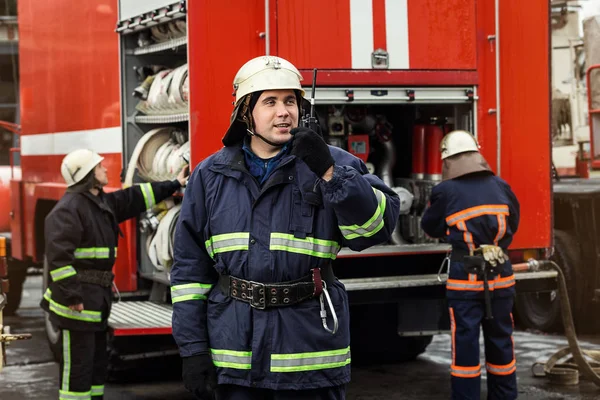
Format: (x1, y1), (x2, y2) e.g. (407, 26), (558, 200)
(94, 163), (108, 186)
(251, 89), (299, 146)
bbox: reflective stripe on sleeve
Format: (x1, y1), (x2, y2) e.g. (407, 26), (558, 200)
(51, 265), (77, 282)
(339, 188), (386, 240)
(171, 283), (213, 303)
(140, 183), (156, 209)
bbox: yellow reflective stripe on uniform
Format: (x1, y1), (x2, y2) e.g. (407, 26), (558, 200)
(44, 288), (102, 323)
(74, 247), (111, 259)
(270, 346), (351, 372)
(339, 188), (386, 240)
(171, 283), (213, 303)
(205, 232), (250, 259)
(91, 385), (104, 397)
(51, 265), (77, 282)
(62, 330), (71, 392)
(210, 349), (252, 369)
(140, 183), (156, 209)
(59, 390), (91, 400)
(269, 233), (340, 259)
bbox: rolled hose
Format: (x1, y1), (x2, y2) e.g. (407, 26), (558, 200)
(518, 260), (600, 386)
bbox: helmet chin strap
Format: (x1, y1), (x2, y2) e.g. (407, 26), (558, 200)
(246, 128), (286, 148)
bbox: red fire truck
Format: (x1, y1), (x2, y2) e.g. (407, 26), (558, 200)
(8, 0), (567, 364)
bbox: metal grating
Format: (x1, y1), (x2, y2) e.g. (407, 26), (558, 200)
(130, 36), (187, 56)
(134, 113), (189, 124)
(109, 301), (172, 330)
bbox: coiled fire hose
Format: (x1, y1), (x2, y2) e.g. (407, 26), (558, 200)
(514, 259), (600, 386)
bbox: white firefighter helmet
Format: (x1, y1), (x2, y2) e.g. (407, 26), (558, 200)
(223, 56), (305, 146)
(60, 149), (104, 187)
(440, 130), (480, 160)
(232, 55), (305, 106)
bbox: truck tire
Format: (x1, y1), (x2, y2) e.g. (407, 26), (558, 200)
(4, 259), (27, 316)
(350, 303), (433, 364)
(42, 256), (62, 362)
(515, 230), (580, 332)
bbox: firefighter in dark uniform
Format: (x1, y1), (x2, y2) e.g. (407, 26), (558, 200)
(421, 130), (520, 400)
(170, 55), (401, 400)
(41, 149), (187, 400)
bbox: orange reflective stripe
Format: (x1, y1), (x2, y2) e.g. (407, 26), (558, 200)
(446, 205), (509, 226)
(447, 275), (515, 291)
(494, 274), (515, 289)
(486, 359), (516, 375)
(451, 364), (481, 378)
(468, 274), (477, 282)
(449, 307), (456, 365)
(493, 214), (506, 245)
(457, 221), (475, 253)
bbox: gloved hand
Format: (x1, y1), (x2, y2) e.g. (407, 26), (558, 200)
(478, 245), (507, 267)
(290, 127), (334, 178)
(182, 354), (217, 400)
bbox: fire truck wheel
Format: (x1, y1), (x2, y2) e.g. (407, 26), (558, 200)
(515, 230), (580, 333)
(4, 259), (27, 316)
(43, 256), (62, 362)
(350, 303), (433, 364)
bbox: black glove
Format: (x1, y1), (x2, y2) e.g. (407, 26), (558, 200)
(290, 127), (334, 178)
(182, 354), (217, 400)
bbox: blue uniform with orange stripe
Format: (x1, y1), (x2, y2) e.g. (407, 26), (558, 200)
(170, 143), (400, 393)
(422, 172), (520, 400)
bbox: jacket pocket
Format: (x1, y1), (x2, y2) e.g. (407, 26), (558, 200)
(289, 188), (315, 239)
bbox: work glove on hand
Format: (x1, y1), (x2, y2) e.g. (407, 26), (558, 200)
(290, 127), (334, 178)
(478, 245), (507, 267)
(182, 354), (217, 400)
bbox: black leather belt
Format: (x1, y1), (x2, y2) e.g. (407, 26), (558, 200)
(78, 269), (114, 288)
(218, 265), (335, 309)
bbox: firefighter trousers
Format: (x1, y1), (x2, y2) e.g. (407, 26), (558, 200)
(59, 329), (107, 400)
(215, 384), (346, 399)
(448, 297), (517, 400)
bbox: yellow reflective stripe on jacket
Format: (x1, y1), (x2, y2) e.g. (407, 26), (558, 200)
(74, 247), (115, 259)
(140, 183), (156, 209)
(270, 346), (351, 372)
(59, 390), (91, 400)
(269, 233), (340, 259)
(205, 232), (249, 259)
(90, 385), (104, 396)
(43, 288), (102, 323)
(51, 265), (77, 282)
(171, 283), (213, 303)
(210, 349), (252, 370)
(339, 188), (386, 240)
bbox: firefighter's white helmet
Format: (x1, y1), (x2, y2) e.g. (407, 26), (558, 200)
(232, 55), (305, 106)
(60, 149), (104, 187)
(440, 130), (480, 160)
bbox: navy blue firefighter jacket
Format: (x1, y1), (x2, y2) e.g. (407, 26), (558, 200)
(421, 173), (520, 299)
(170, 143), (400, 390)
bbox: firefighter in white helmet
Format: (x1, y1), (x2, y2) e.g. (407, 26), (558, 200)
(41, 148), (188, 400)
(170, 55), (400, 400)
(421, 130), (520, 400)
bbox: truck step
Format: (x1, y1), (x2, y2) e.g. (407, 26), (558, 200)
(108, 301), (173, 336)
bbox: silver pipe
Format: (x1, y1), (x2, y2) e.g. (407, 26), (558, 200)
(495, 0), (501, 176)
(265, 0), (270, 55)
(380, 140), (407, 245)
